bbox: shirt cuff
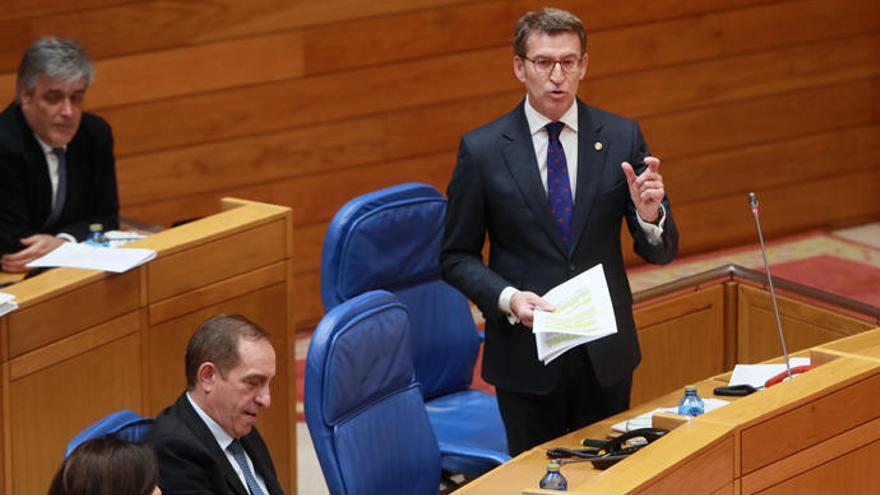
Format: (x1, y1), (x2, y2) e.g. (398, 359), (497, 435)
(56, 233), (76, 243)
(636, 204), (666, 245)
(498, 286), (521, 325)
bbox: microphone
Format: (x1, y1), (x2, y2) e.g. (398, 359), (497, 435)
(748, 192), (793, 380)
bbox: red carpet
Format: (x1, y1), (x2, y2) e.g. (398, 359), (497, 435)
(767, 255), (880, 307)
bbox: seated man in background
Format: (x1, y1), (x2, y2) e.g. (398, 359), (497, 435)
(147, 313), (285, 495)
(0, 36), (118, 272)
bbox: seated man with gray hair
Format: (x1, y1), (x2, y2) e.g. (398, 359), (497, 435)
(0, 36), (119, 272)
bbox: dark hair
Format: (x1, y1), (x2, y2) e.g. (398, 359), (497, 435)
(17, 37), (93, 100)
(47, 437), (158, 495)
(185, 313), (271, 389)
(513, 7), (587, 58)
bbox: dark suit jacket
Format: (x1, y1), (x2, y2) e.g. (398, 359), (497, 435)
(147, 393), (285, 495)
(441, 99), (678, 395)
(0, 102), (119, 255)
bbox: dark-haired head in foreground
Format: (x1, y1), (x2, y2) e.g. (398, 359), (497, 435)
(48, 436), (160, 495)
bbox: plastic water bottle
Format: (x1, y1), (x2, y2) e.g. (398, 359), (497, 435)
(84, 223), (109, 247)
(539, 460), (567, 491)
(678, 385), (705, 417)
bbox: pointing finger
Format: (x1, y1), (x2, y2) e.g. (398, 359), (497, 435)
(643, 156), (661, 175)
(621, 162), (637, 184)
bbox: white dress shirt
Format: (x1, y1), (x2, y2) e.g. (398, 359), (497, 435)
(186, 393), (270, 495)
(33, 134), (76, 243)
(497, 96), (666, 317)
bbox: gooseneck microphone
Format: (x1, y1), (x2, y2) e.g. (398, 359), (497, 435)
(749, 192), (793, 380)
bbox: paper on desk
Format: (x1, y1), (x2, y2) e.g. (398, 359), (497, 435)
(611, 398), (730, 433)
(728, 357), (811, 388)
(104, 230), (148, 248)
(533, 264), (617, 365)
(26, 242), (156, 273)
(0, 292), (17, 317)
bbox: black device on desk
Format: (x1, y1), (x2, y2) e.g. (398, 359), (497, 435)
(714, 384), (758, 396)
(547, 427), (668, 470)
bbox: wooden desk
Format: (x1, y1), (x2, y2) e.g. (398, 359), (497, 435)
(457, 329), (880, 494)
(0, 198), (296, 495)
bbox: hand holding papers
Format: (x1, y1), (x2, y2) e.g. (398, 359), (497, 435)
(533, 264), (617, 365)
(26, 242), (156, 273)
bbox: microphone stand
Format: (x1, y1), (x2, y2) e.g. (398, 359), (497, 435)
(749, 192), (793, 380)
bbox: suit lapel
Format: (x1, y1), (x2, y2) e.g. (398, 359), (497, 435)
(571, 101), (609, 251)
(177, 395), (250, 495)
(15, 106), (54, 225)
(500, 103), (569, 255)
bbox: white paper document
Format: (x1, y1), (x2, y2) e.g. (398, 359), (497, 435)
(728, 357), (811, 388)
(26, 242), (157, 273)
(611, 398), (731, 433)
(532, 264), (617, 365)
(0, 292), (17, 317)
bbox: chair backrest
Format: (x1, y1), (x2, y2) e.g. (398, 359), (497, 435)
(321, 182), (479, 399)
(65, 410), (154, 458)
(305, 290), (441, 495)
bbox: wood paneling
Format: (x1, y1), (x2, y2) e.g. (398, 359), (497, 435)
(736, 285), (876, 363)
(740, 371), (880, 474)
(10, 333), (142, 494)
(6, 271), (140, 357)
(755, 440), (880, 494)
(0, 0), (876, 337)
(0, 200), (295, 495)
(632, 285), (726, 405)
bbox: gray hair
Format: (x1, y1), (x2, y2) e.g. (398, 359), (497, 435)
(16, 37), (94, 100)
(513, 7), (586, 58)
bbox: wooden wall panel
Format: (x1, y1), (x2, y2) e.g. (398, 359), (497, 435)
(9, 333), (142, 495)
(755, 439), (880, 494)
(0, 0), (877, 333)
(632, 285), (726, 405)
(736, 285), (876, 363)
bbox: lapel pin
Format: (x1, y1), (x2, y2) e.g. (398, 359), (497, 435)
(594, 141), (603, 151)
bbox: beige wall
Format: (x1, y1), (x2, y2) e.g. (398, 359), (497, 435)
(2, 0), (878, 331)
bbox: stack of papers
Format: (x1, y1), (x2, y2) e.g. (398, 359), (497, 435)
(26, 242), (156, 273)
(533, 264), (617, 365)
(728, 357), (811, 388)
(0, 292), (17, 317)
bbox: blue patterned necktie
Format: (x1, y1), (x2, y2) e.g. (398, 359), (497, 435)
(228, 440), (266, 495)
(545, 121), (573, 248)
(43, 147), (67, 228)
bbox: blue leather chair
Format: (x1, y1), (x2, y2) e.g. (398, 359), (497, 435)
(64, 410), (154, 458)
(321, 183), (510, 476)
(305, 290), (441, 495)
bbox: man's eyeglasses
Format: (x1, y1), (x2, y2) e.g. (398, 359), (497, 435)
(521, 55), (582, 75)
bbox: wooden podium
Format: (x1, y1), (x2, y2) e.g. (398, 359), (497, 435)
(0, 198), (296, 495)
(457, 329), (880, 495)
(456, 265), (880, 495)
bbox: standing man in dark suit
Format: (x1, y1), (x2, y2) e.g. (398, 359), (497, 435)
(0, 36), (118, 271)
(147, 313), (285, 495)
(441, 7), (679, 456)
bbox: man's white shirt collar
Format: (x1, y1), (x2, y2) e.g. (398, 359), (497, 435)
(524, 96), (578, 136)
(186, 392), (235, 450)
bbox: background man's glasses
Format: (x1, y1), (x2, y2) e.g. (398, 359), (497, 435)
(522, 56), (582, 75)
